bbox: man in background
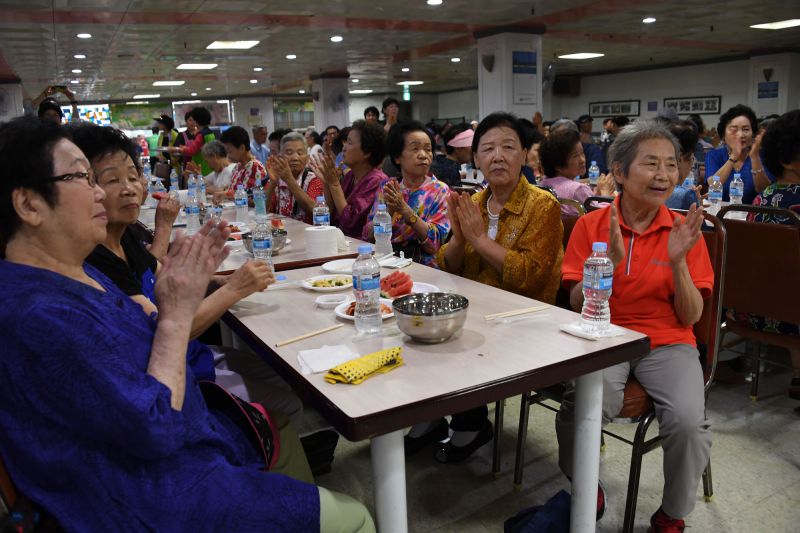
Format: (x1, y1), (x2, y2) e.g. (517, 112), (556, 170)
(251, 125), (270, 165)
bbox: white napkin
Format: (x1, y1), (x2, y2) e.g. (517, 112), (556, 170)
(379, 256), (413, 269)
(297, 344), (359, 375)
(559, 322), (628, 341)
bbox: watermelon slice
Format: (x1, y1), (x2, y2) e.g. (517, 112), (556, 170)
(380, 271), (413, 298)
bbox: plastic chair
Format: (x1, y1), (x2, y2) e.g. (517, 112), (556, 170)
(717, 204), (800, 400)
(558, 197), (586, 216)
(583, 195), (614, 213)
(508, 211), (725, 533)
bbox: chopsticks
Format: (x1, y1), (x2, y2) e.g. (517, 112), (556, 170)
(275, 323), (345, 347)
(484, 305), (550, 321)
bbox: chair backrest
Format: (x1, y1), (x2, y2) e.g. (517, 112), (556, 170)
(535, 184), (557, 199)
(583, 195), (614, 213)
(717, 204), (800, 325)
(0, 455), (17, 516)
(558, 197), (586, 216)
(694, 213), (726, 389)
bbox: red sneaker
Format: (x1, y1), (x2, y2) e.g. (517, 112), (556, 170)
(648, 508), (686, 533)
(596, 481), (606, 521)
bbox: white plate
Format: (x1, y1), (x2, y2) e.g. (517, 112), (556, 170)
(412, 282), (440, 294)
(322, 258), (355, 275)
(301, 275), (353, 292)
(334, 298), (394, 321)
(315, 293), (350, 308)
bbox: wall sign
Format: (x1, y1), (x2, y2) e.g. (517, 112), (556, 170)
(512, 51), (537, 105)
(589, 99), (640, 118)
(663, 95), (721, 115)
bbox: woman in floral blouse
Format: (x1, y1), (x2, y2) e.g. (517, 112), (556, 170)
(362, 120), (450, 267)
(214, 126), (267, 201)
(266, 132), (324, 224)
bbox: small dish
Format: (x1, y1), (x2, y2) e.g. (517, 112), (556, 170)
(315, 294), (350, 309)
(334, 298), (395, 321)
(412, 282), (440, 294)
(301, 275), (353, 292)
(322, 258), (356, 275)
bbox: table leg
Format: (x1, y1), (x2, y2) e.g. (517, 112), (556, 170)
(571, 370), (603, 533)
(370, 430), (408, 533)
(219, 321), (234, 347)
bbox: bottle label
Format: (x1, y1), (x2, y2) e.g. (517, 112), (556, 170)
(188, 205), (200, 215)
(374, 223), (392, 236)
(253, 239), (271, 250)
(583, 270), (613, 291)
(353, 273), (380, 291)
(235, 198), (247, 207)
(314, 214), (330, 225)
(709, 191), (722, 201)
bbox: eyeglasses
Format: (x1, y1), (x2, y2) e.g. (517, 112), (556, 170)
(41, 170), (97, 188)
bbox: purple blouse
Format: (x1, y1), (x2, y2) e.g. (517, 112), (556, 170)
(538, 176), (593, 217)
(332, 166), (387, 238)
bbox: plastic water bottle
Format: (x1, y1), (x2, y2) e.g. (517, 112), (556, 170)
(169, 169), (179, 191)
(373, 203), (393, 256)
(198, 174), (206, 202)
(234, 184), (249, 223)
(251, 217), (273, 268)
(168, 185), (178, 201)
(253, 183), (267, 219)
(682, 168), (696, 189)
(313, 196), (330, 226)
(729, 172), (744, 205)
(709, 175), (723, 213)
(352, 244), (382, 335)
(187, 172), (197, 199)
(588, 161), (600, 185)
(581, 242), (613, 334)
(185, 190), (200, 235)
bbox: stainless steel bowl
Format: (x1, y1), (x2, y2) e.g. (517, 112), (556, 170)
(242, 229), (288, 255)
(392, 293), (469, 343)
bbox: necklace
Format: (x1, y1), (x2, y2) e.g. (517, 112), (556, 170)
(487, 193), (500, 240)
(487, 193), (501, 218)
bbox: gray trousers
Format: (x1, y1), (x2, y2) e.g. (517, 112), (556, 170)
(555, 343), (712, 519)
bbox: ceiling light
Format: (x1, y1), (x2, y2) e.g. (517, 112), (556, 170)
(642, 17), (656, 24)
(286, 54), (297, 60)
(191, 92), (197, 96)
(206, 40), (259, 49)
(351, 78), (359, 83)
(133, 94), (160, 99)
(253, 67), (263, 72)
(176, 63), (218, 70)
(125, 101), (148, 105)
(205, 87), (212, 91)
(350, 89), (373, 94)
(299, 90), (306, 94)
(70, 80), (79, 84)
(250, 79), (258, 84)
(450, 57), (460, 63)
(216, 100), (229, 104)
(427, 0), (443, 5)
(397, 80), (424, 86)
(750, 19), (800, 30)
(74, 54), (86, 59)
(153, 80), (185, 86)
(76, 33), (92, 39)
(330, 35), (343, 43)
(401, 67), (410, 72)
(71, 69), (82, 73)
(173, 100), (201, 105)
(558, 52), (605, 59)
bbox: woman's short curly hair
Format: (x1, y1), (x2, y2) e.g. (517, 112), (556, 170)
(386, 120), (433, 167)
(716, 104), (757, 140)
(69, 123), (141, 173)
(539, 129), (581, 178)
(350, 120), (386, 167)
(760, 110), (800, 179)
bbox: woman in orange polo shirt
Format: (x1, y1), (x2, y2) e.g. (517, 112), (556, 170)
(556, 119), (714, 533)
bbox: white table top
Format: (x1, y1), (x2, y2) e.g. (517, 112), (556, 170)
(224, 262), (649, 440)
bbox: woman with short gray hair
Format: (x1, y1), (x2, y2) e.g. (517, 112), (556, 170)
(196, 140), (237, 193)
(556, 119), (714, 532)
(266, 131), (324, 224)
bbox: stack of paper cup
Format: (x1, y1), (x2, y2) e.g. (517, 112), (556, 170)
(305, 226), (338, 257)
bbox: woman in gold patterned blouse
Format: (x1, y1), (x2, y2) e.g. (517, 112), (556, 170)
(403, 113), (564, 463)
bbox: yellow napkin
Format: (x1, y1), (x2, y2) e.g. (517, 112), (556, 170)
(324, 347), (404, 385)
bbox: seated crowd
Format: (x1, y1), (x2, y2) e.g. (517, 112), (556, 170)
(0, 98), (798, 532)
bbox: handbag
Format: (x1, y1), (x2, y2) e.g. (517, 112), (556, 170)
(153, 161), (171, 181)
(198, 381), (279, 471)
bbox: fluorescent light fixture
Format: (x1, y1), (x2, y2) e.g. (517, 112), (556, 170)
(76, 33), (92, 39)
(133, 94), (160, 99)
(250, 79), (258, 84)
(191, 92), (198, 96)
(450, 57), (461, 63)
(299, 90), (306, 94)
(206, 40), (259, 49)
(427, 0), (443, 5)
(351, 78), (359, 83)
(176, 63), (218, 70)
(401, 67), (410, 72)
(350, 89), (373, 94)
(330, 35), (343, 43)
(558, 52), (604, 59)
(74, 54), (86, 59)
(125, 101), (148, 105)
(397, 80), (424, 86)
(750, 19), (800, 30)
(642, 17), (656, 23)
(173, 100), (201, 105)
(71, 69), (82, 73)
(205, 87), (212, 91)
(153, 80), (185, 86)
(286, 54), (297, 60)
(253, 67), (263, 72)
(216, 100), (229, 104)
(70, 80), (79, 84)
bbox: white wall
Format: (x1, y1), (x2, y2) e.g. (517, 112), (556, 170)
(232, 96), (274, 132)
(437, 89), (479, 122)
(0, 82), (24, 122)
(551, 60), (751, 128)
(348, 95), (385, 123)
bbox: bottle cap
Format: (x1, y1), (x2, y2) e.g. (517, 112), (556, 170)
(358, 244), (373, 254)
(316, 196), (325, 202)
(591, 161), (597, 165)
(712, 175), (720, 181)
(592, 242), (608, 252)
(377, 203), (386, 211)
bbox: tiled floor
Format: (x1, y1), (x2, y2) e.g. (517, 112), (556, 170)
(314, 347), (800, 532)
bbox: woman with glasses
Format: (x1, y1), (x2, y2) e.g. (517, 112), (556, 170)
(705, 104), (774, 203)
(537, 128), (593, 216)
(665, 121), (703, 210)
(0, 117), (374, 533)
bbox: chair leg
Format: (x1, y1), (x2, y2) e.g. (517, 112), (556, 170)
(492, 400), (504, 477)
(751, 341), (762, 401)
(622, 411), (656, 533)
(513, 393), (532, 491)
(702, 458), (714, 502)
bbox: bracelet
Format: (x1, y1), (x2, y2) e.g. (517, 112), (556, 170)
(406, 212), (419, 224)
(728, 156), (736, 163)
(752, 167), (764, 175)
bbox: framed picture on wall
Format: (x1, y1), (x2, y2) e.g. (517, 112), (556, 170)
(589, 99), (640, 118)
(663, 96), (721, 115)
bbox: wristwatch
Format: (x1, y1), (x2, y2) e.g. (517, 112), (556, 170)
(406, 212), (419, 224)
(728, 155), (736, 163)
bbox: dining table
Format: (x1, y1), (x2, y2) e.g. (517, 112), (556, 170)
(138, 203), (370, 274)
(220, 262), (650, 533)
